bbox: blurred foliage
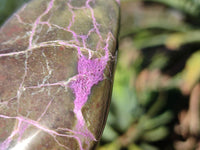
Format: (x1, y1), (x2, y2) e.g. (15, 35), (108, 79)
(1, 0), (200, 150)
(98, 0), (200, 150)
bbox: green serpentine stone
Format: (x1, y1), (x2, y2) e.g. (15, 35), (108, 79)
(0, 0), (119, 149)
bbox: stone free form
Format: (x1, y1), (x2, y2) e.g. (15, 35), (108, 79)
(0, 0), (119, 150)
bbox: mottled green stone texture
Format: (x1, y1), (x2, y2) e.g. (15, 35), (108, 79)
(0, 0), (119, 149)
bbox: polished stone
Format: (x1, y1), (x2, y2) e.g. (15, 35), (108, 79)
(0, 0), (119, 149)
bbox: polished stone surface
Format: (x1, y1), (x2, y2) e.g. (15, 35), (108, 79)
(0, 0), (119, 149)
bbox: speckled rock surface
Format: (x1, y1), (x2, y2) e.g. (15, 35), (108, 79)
(0, 0), (119, 149)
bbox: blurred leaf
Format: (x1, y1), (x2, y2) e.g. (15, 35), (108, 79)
(139, 111), (173, 130)
(140, 143), (159, 150)
(148, 53), (168, 70)
(112, 69), (139, 131)
(101, 124), (119, 142)
(134, 30), (200, 50)
(120, 0), (188, 38)
(128, 144), (143, 150)
(181, 50), (200, 93)
(147, 93), (167, 117)
(165, 33), (184, 49)
(134, 33), (168, 49)
(97, 141), (120, 150)
(141, 126), (169, 142)
(144, 0), (200, 17)
(165, 31), (200, 49)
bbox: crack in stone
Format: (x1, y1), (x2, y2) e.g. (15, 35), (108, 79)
(28, 0), (55, 49)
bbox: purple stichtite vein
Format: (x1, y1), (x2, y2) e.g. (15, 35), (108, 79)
(0, 0), (117, 149)
(68, 0), (113, 148)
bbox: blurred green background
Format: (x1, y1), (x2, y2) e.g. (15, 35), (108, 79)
(1, 0), (200, 150)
